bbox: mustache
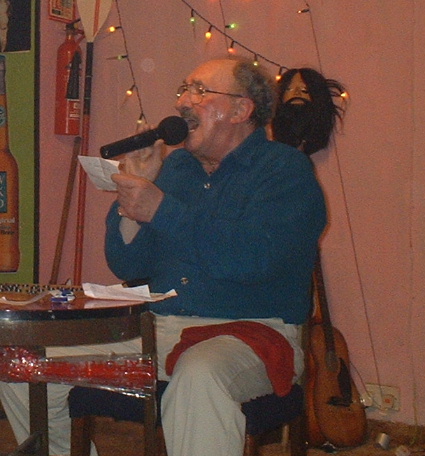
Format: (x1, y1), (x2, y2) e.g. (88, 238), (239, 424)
(179, 107), (198, 121)
(284, 97), (311, 105)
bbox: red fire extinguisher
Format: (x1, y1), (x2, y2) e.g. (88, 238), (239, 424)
(54, 22), (83, 135)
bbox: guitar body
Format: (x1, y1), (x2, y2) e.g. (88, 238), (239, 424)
(309, 322), (367, 448)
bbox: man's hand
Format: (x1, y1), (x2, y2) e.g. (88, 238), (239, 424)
(118, 123), (165, 181)
(112, 173), (164, 223)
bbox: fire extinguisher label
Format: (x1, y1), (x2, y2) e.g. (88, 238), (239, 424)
(69, 101), (80, 116)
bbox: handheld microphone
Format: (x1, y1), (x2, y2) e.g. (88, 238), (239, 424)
(100, 116), (189, 159)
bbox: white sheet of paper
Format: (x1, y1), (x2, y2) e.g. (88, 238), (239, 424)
(78, 156), (120, 191)
(83, 299), (142, 309)
(82, 283), (177, 302)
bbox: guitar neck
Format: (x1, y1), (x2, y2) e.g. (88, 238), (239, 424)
(314, 253), (338, 368)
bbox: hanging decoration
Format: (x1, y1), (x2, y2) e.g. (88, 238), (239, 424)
(106, 0), (319, 125)
(107, 0), (146, 125)
(179, 0), (290, 79)
(107, 0), (314, 116)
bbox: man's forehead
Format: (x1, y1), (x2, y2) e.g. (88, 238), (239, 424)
(186, 60), (235, 85)
(183, 77), (203, 85)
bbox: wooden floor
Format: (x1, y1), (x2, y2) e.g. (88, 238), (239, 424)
(1, 414), (424, 456)
(0, 413), (18, 455)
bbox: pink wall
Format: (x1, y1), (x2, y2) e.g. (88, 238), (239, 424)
(39, 1), (425, 425)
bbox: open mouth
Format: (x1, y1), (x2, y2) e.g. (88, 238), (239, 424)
(182, 116), (199, 132)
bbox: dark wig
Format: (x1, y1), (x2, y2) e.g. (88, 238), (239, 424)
(271, 68), (346, 155)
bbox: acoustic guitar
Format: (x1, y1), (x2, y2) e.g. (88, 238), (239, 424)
(306, 254), (367, 448)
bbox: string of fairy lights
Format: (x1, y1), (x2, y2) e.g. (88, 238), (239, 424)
(183, 0), (292, 74)
(109, 0), (146, 124)
(105, 0), (313, 124)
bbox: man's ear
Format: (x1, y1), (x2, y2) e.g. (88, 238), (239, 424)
(230, 97), (255, 124)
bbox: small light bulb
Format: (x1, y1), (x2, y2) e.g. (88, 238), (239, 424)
(205, 26), (213, 40)
(297, 8), (310, 14)
(276, 67), (284, 82)
(225, 23), (237, 29)
(228, 41), (235, 54)
(108, 25), (121, 33)
(253, 55), (259, 66)
(341, 91), (348, 99)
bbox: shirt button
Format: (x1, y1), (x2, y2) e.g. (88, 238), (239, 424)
(203, 182), (211, 189)
(180, 277), (189, 285)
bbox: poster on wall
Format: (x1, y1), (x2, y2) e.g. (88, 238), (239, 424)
(0, 0), (38, 283)
(0, 0), (32, 52)
(48, 0), (75, 23)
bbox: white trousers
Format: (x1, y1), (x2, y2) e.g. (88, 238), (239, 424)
(0, 315), (303, 456)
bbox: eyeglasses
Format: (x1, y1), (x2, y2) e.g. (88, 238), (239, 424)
(176, 82), (244, 105)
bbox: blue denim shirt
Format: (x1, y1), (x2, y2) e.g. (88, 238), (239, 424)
(105, 128), (326, 324)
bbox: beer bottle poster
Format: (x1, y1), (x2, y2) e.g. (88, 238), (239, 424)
(0, 0), (38, 282)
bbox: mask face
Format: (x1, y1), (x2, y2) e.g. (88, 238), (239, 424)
(282, 72), (312, 104)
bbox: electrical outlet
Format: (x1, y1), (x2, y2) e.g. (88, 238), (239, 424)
(363, 383), (400, 411)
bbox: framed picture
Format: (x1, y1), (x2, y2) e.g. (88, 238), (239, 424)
(0, 0), (39, 282)
(0, 0), (32, 52)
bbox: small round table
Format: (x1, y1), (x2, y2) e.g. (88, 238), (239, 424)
(0, 285), (155, 456)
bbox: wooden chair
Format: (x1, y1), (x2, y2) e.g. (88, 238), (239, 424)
(69, 382), (306, 456)
(69, 382), (307, 456)
(68, 315), (308, 456)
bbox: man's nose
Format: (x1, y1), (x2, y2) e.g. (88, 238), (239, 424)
(175, 91), (191, 109)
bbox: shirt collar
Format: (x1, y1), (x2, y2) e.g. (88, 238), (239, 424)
(225, 127), (267, 168)
(169, 127), (267, 170)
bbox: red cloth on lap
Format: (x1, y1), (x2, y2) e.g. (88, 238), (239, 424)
(165, 321), (295, 396)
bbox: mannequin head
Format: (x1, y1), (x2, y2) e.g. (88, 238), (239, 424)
(271, 68), (346, 155)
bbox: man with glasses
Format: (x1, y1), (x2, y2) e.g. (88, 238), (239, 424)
(106, 57), (326, 456)
(0, 57), (326, 456)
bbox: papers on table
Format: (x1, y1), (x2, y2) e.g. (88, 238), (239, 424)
(0, 284), (177, 309)
(82, 283), (177, 302)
